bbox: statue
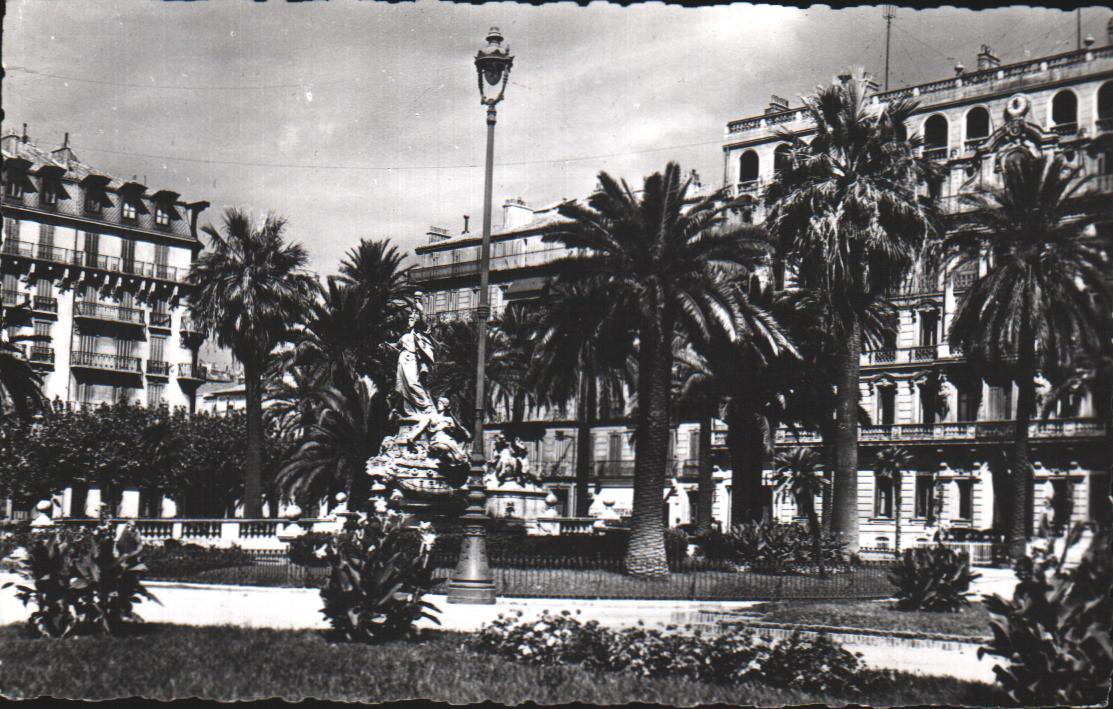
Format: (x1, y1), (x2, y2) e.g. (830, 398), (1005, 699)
(365, 306), (471, 515)
(395, 310), (437, 419)
(488, 433), (540, 487)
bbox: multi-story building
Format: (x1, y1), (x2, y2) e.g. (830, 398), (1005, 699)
(722, 33), (1113, 551)
(411, 192), (727, 523)
(1, 129), (210, 412)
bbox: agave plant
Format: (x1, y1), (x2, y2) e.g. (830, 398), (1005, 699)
(887, 545), (980, 612)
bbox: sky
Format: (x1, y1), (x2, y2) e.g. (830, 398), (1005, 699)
(4, 1), (1111, 277)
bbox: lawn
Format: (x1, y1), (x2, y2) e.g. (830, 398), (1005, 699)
(0, 623), (1012, 705)
(154, 561), (896, 601)
(749, 599), (995, 639)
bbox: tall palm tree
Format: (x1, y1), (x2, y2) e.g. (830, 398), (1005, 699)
(765, 75), (940, 552)
(932, 153), (1110, 558)
(874, 445), (913, 555)
(189, 208), (316, 518)
(0, 301), (45, 419)
(532, 280), (637, 518)
(772, 447), (828, 568)
(545, 162), (769, 576)
(488, 301), (543, 433)
(675, 275), (798, 529)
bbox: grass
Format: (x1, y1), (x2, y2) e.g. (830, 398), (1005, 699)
(154, 561), (896, 600)
(0, 623), (1013, 704)
(750, 598), (995, 639)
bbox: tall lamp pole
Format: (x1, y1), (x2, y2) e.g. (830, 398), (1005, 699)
(446, 27), (513, 605)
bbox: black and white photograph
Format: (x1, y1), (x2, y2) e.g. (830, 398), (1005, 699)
(1, 1), (1111, 705)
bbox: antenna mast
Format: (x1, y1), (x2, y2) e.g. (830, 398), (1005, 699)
(1076, 8), (1081, 51)
(884, 5), (895, 91)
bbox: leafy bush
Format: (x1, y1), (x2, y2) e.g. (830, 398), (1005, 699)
(693, 521), (848, 568)
(431, 523), (690, 566)
(979, 524), (1112, 706)
(2, 523), (159, 637)
(888, 546), (980, 611)
(472, 610), (893, 697)
(319, 513), (439, 643)
(143, 541), (256, 579)
(287, 532), (334, 568)
(0, 521), (31, 563)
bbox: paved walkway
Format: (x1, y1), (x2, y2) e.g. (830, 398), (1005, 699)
(0, 570), (1005, 683)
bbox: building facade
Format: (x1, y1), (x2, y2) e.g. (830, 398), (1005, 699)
(722, 36), (1113, 551)
(1, 130), (209, 412)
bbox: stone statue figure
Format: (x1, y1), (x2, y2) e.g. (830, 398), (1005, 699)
(402, 396), (471, 468)
(395, 310), (436, 419)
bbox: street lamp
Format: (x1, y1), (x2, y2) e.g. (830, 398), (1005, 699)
(446, 28), (514, 605)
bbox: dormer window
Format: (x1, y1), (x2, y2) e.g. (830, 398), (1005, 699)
(150, 190), (181, 229)
(4, 180), (23, 199)
(80, 174), (113, 216)
(35, 166), (69, 208)
(3, 158), (36, 201)
(85, 193), (104, 214)
(122, 202), (137, 221)
(40, 186), (57, 206)
(155, 206), (170, 226)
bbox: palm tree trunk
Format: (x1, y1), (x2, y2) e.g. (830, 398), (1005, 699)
(894, 474), (902, 556)
(573, 375), (596, 516)
(819, 422), (837, 532)
(830, 319), (862, 553)
(695, 409), (714, 534)
(242, 360), (265, 519)
(1008, 332), (1037, 559)
(626, 319), (672, 577)
(727, 398), (767, 526)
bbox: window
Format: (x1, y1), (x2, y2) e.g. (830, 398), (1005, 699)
(739, 150), (759, 184)
(154, 207), (170, 226)
(956, 480), (973, 521)
(1051, 91), (1078, 130)
(920, 382), (940, 425)
(608, 432), (623, 462)
(877, 384), (896, 426)
(5, 179), (24, 199)
(965, 107), (990, 144)
(150, 335), (166, 364)
(40, 184), (57, 206)
(919, 309), (939, 346)
(987, 385), (1012, 420)
(1050, 479), (1074, 528)
(914, 476), (935, 519)
(36, 278), (52, 298)
(1099, 82), (1113, 129)
(957, 381), (981, 421)
(122, 201), (137, 221)
(3, 217), (18, 243)
(688, 430), (700, 461)
(773, 144), (792, 174)
(84, 192), (103, 214)
(874, 475), (894, 518)
(147, 382), (166, 408)
(924, 114), (949, 157)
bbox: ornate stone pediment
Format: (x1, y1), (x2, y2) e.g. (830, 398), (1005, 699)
(970, 93), (1061, 175)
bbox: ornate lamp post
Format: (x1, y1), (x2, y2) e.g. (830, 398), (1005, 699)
(446, 28), (513, 605)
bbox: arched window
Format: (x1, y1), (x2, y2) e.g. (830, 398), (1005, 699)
(738, 150), (759, 185)
(924, 114), (948, 160)
(773, 144), (792, 174)
(1051, 91), (1078, 134)
(965, 107), (990, 149)
(1098, 82), (1113, 130)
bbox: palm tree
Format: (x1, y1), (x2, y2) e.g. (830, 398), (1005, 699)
(532, 280), (637, 518)
(675, 275), (798, 529)
(772, 447), (828, 568)
(765, 75), (940, 552)
(0, 301), (45, 419)
(488, 301), (543, 433)
(189, 208), (316, 518)
(874, 445), (913, 555)
(545, 162), (769, 576)
(932, 153), (1110, 558)
(276, 381), (378, 510)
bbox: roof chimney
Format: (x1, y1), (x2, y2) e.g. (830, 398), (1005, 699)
(976, 44), (1000, 71)
(426, 226), (451, 244)
(765, 94), (790, 114)
(462, 215), (470, 235)
(21, 124), (28, 143)
(51, 132), (75, 168)
(502, 198), (533, 231)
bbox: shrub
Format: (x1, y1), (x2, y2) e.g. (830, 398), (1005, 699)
(431, 524), (689, 566)
(472, 610), (893, 697)
(693, 521), (848, 568)
(319, 513), (439, 643)
(287, 532), (334, 568)
(979, 524), (1113, 706)
(2, 523), (159, 637)
(143, 541), (257, 580)
(888, 545), (980, 612)
(0, 521), (32, 563)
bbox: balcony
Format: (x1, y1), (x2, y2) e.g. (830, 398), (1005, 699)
(923, 147), (948, 162)
(180, 316), (202, 336)
(595, 459), (635, 478)
(149, 312), (172, 330)
(951, 268), (978, 292)
(0, 289), (24, 307)
(177, 362), (207, 381)
(70, 351), (142, 374)
(146, 360), (171, 377)
(0, 239), (82, 266)
(0, 239), (185, 283)
(74, 301), (145, 326)
(861, 344), (952, 367)
(775, 418), (1104, 445)
(886, 275), (943, 297)
(32, 296), (58, 314)
(963, 137), (988, 153)
(29, 346), (55, 367)
(411, 248), (569, 283)
(1097, 117), (1113, 133)
(1051, 122), (1078, 137)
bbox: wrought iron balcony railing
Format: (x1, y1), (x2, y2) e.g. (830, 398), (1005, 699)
(1052, 122), (1078, 137)
(74, 301), (145, 325)
(29, 346), (55, 365)
(775, 418), (1104, 445)
(32, 296), (58, 314)
(149, 312), (172, 329)
(180, 316), (202, 335)
(594, 459), (636, 477)
(70, 350), (143, 373)
(861, 344), (951, 366)
(146, 360), (171, 377)
(0, 289), (24, 307)
(177, 362), (207, 380)
(0, 239), (184, 283)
